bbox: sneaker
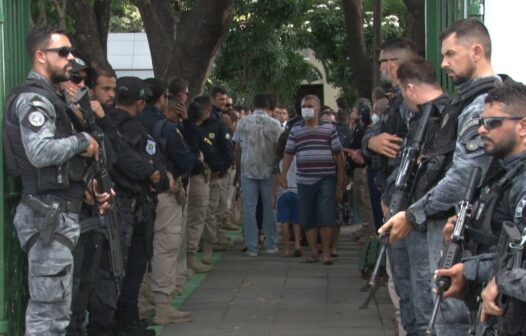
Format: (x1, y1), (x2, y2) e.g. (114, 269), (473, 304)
(262, 247), (279, 255)
(244, 250), (258, 257)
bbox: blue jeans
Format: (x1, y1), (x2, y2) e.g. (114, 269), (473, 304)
(389, 229), (434, 335)
(427, 218), (471, 336)
(241, 176), (277, 252)
(389, 239), (417, 334)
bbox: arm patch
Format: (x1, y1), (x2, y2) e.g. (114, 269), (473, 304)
(458, 117), (483, 152)
(21, 110), (47, 132)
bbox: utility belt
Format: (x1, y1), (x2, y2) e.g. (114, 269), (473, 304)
(115, 193), (138, 213)
(21, 194), (82, 253)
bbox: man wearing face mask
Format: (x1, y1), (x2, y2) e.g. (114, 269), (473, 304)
(280, 95), (345, 265)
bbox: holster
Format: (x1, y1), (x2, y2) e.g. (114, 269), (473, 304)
(21, 194), (81, 252)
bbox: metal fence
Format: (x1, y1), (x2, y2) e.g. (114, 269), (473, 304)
(0, 1), (30, 335)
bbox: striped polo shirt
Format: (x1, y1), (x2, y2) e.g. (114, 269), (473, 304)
(285, 121), (342, 185)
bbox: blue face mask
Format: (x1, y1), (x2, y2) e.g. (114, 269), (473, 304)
(301, 108), (315, 120)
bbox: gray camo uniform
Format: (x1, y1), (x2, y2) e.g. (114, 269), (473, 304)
(406, 76), (501, 336)
(10, 71), (90, 335)
(460, 151), (526, 335)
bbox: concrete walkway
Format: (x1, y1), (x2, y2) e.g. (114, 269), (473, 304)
(161, 227), (396, 336)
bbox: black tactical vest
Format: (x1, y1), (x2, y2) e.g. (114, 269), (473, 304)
(371, 93), (406, 189)
(3, 79), (86, 193)
(412, 77), (502, 204)
(494, 225), (526, 335)
(468, 161), (525, 255)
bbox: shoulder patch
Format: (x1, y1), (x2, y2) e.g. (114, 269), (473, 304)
(459, 117), (483, 152)
(146, 139), (157, 155)
(28, 111), (46, 127)
(225, 133), (231, 140)
(22, 110), (47, 132)
(209, 132), (215, 140)
(458, 117), (480, 139)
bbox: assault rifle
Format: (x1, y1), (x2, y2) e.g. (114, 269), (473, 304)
(73, 87), (125, 294)
(425, 167), (482, 335)
(472, 220), (526, 336)
(368, 104), (434, 287)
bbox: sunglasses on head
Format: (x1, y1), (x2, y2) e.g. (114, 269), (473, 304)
(41, 46), (75, 58)
(478, 116), (524, 129)
(70, 73), (87, 84)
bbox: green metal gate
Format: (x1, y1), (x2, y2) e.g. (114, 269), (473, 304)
(0, 1), (31, 335)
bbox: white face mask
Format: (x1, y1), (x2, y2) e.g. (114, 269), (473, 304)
(371, 113), (380, 124)
(301, 107), (315, 120)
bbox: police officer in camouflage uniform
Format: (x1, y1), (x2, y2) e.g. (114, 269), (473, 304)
(380, 18), (505, 336)
(3, 27), (100, 335)
(433, 84), (526, 336)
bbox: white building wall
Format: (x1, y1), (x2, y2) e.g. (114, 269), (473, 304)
(484, 0), (526, 83)
(107, 33), (154, 79)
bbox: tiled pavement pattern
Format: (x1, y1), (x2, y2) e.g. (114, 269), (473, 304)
(161, 226), (396, 336)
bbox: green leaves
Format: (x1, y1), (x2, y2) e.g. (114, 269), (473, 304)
(211, 0), (320, 106)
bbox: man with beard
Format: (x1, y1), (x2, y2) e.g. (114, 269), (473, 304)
(361, 37), (419, 336)
(3, 26), (100, 335)
(90, 65), (116, 111)
(434, 84), (526, 335)
(380, 18), (506, 336)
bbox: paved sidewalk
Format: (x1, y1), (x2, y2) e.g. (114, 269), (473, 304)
(161, 226), (396, 336)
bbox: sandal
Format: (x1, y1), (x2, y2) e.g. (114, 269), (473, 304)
(301, 255), (319, 263)
(330, 252), (339, 258)
(322, 257), (334, 265)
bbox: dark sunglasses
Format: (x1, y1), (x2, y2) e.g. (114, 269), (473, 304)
(70, 73), (87, 84)
(478, 116), (524, 129)
(41, 46), (75, 58)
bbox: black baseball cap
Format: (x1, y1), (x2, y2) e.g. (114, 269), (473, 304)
(71, 57), (88, 73)
(117, 76), (146, 102)
(143, 78), (166, 103)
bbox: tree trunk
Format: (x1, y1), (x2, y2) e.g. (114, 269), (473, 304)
(66, 0), (112, 68)
(342, 0), (373, 99)
(372, 0), (382, 89)
(135, 0), (234, 97)
(403, 0), (425, 56)
(132, 0), (179, 79)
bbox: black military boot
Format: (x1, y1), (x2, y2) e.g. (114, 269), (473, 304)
(114, 320), (155, 336)
(114, 302), (155, 336)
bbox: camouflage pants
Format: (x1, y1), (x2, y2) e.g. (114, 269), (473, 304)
(14, 201), (79, 336)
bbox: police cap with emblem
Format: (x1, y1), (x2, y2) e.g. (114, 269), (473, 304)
(117, 76), (146, 104)
(71, 57), (88, 73)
